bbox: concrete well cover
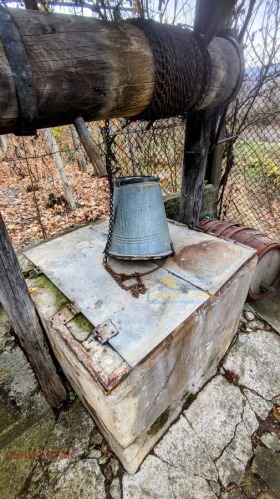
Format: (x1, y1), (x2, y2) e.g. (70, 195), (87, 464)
(24, 220), (254, 367)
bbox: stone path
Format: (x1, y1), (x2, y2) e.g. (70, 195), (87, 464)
(1, 304), (280, 498)
(251, 284), (280, 335)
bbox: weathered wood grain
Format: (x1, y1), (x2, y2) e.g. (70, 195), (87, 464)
(0, 213), (66, 407)
(0, 9), (243, 135)
(0, 9), (155, 134)
(179, 110), (212, 227)
(74, 117), (106, 177)
(199, 37), (242, 110)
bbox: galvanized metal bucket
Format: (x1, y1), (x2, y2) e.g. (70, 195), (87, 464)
(109, 176), (173, 260)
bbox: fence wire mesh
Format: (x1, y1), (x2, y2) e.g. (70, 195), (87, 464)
(88, 118), (185, 195)
(1, 21), (280, 248)
(218, 55), (280, 240)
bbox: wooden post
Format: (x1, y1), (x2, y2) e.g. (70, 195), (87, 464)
(0, 135), (7, 154)
(179, 0), (238, 227)
(179, 110), (212, 227)
(45, 128), (76, 210)
(74, 117), (107, 177)
(0, 213), (67, 407)
(70, 125), (87, 171)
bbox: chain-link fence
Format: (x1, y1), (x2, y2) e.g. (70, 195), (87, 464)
(2, 16), (280, 247)
(218, 44), (280, 240)
(88, 118), (185, 195)
(0, 128), (109, 249)
(0, 117), (186, 249)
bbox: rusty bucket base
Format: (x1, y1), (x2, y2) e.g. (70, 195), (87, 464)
(24, 220), (257, 474)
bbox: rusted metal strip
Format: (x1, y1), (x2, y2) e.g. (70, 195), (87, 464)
(51, 308), (130, 393)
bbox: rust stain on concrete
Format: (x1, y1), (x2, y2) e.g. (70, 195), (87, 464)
(174, 240), (238, 274)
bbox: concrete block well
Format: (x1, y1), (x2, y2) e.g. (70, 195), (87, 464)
(24, 220), (257, 473)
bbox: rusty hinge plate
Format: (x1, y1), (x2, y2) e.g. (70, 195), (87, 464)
(89, 320), (119, 345)
(51, 311), (128, 393)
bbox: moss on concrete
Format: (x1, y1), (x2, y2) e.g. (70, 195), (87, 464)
(164, 184), (217, 222)
(35, 275), (70, 311)
(0, 306), (13, 354)
(67, 314), (92, 342)
(148, 408), (170, 437)
(182, 392), (197, 411)
(0, 412), (55, 499)
(251, 446), (280, 497)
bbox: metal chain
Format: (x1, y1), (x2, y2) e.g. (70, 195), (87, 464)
(102, 120), (168, 298)
(128, 20), (211, 121)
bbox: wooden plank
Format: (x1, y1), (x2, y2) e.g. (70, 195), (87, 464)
(0, 213), (67, 407)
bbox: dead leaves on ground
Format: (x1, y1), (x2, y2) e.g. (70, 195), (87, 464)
(0, 136), (109, 250)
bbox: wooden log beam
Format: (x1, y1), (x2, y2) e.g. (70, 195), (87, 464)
(0, 9), (243, 136)
(0, 9), (155, 135)
(0, 213), (67, 407)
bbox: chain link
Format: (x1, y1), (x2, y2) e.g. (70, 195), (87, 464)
(128, 20), (211, 121)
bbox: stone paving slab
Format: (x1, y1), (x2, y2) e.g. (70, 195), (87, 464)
(121, 309), (280, 498)
(0, 306), (52, 450)
(251, 284), (280, 334)
(223, 330), (280, 400)
(1, 304), (280, 498)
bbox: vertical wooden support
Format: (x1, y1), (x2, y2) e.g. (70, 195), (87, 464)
(209, 120), (226, 189)
(179, 110), (212, 227)
(0, 213), (67, 407)
(179, 0), (237, 227)
(45, 128), (76, 210)
(70, 125), (87, 171)
(74, 117), (107, 177)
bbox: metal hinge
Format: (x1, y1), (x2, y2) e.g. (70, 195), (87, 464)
(89, 319), (119, 345)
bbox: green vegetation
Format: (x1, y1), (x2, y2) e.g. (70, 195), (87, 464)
(233, 139), (280, 196)
(234, 139), (280, 162)
(68, 391), (77, 401)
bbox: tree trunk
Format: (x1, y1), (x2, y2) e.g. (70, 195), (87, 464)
(45, 128), (76, 210)
(0, 135), (7, 154)
(0, 213), (67, 407)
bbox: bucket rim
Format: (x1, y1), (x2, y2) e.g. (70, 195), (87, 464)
(114, 176), (159, 186)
